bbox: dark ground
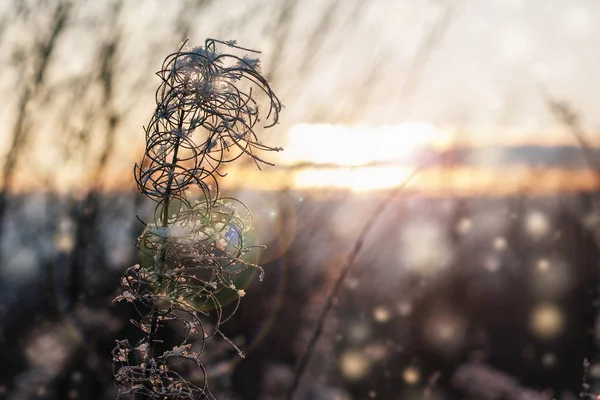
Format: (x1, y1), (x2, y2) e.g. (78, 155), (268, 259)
(0, 189), (598, 399)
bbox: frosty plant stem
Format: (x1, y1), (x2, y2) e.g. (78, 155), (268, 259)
(113, 39), (281, 399)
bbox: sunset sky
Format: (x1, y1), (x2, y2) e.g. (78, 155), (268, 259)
(1, 0), (599, 194)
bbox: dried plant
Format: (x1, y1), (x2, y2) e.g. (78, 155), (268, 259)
(112, 39), (282, 399)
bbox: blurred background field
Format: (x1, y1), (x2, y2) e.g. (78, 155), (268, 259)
(0, 0), (599, 399)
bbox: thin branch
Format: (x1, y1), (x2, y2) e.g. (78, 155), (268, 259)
(0, 0), (71, 259)
(538, 86), (600, 174)
(285, 168), (420, 400)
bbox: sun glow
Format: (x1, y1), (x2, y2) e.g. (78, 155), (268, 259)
(220, 122), (600, 195)
(279, 122), (448, 192)
(294, 166), (416, 192)
(282, 122), (450, 167)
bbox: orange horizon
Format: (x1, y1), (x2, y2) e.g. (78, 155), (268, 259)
(5, 122), (600, 196)
(7, 164), (599, 199)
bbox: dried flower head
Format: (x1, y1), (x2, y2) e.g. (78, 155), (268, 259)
(113, 39), (282, 399)
(134, 38), (282, 206)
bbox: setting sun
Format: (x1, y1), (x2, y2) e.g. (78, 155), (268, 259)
(293, 166), (416, 192)
(281, 122), (450, 167)
(276, 122), (449, 192)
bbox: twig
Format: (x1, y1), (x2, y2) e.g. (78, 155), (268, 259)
(285, 168), (420, 400)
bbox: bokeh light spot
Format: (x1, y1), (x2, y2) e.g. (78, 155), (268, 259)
(530, 303), (564, 339)
(403, 366), (421, 385)
(373, 306), (391, 323)
(339, 350), (371, 381)
(525, 211), (550, 239)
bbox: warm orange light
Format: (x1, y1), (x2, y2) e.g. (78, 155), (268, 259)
(293, 166), (415, 192)
(277, 122), (449, 192)
(280, 122), (451, 167)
